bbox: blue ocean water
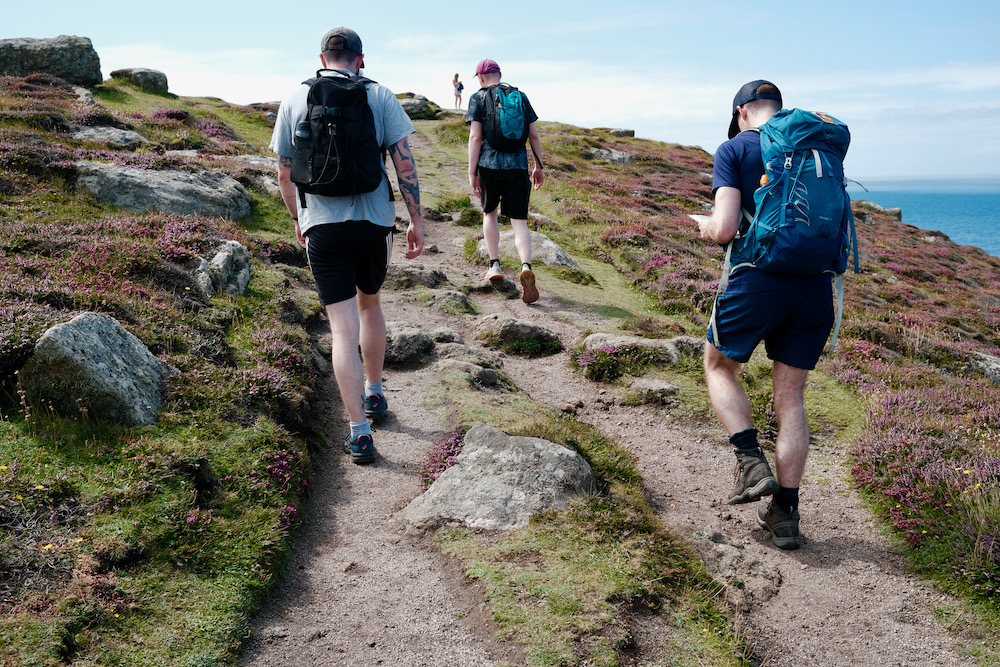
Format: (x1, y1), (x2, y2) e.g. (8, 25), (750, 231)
(847, 177), (1000, 258)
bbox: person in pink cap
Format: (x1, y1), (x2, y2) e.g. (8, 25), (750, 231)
(466, 58), (545, 303)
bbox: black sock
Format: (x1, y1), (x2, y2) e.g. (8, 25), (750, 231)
(774, 486), (799, 512)
(728, 428), (759, 450)
(522, 262), (531, 272)
(489, 258), (500, 268)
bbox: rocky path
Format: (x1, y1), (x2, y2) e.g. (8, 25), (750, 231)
(238, 131), (974, 666)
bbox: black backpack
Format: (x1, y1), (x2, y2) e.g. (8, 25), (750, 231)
(480, 83), (529, 153)
(290, 70), (385, 206)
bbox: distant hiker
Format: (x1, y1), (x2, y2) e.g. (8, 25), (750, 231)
(698, 80), (836, 550)
(270, 26), (425, 465)
(466, 58), (545, 304)
(453, 73), (463, 109)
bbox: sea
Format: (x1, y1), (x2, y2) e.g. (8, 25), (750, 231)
(847, 176), (1000, 259)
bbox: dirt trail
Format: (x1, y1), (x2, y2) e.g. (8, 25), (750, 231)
(238, 130), (973, 666)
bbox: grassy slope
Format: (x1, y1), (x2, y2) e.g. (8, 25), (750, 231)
(416, 113), (1000, 661)
(0, 72), (998, 665)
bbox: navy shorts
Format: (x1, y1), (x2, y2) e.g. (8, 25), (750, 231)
(304, 221), (393, 305)
(478, 167), (531, 219)
(707, 270), (835, 370)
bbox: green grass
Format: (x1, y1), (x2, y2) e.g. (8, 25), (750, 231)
(422, 357), (752, 665)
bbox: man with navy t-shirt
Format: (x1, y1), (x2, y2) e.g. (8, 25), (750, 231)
(698, 80), (835, 550)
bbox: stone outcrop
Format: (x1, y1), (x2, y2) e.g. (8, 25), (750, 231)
(973, 352), (1000, 386)
(582, 333), (703, 364)
(110, 68), (168, 93)
(397, 94), (431, 119)
(71, 127), (150, 150)
(190, 241), (252, 297)
(19, 312), (168, 426)
(0, 35), (101, 87)
(75, 162), (252, 219)
(427, 290), (474, 314)
(585, 147), (635, 166)
(385, 322), (434, 365)
(383, 263), (448, 289)
(475, 230), (579, 270)
(398, 424), (597, 530)
(474, 314), (561, 353)
(626, 378), (679, 405)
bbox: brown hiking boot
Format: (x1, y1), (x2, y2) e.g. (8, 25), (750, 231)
(757, 501), (802, 550)
(519, 268), (539, 304)
(727, 447), (778, 505)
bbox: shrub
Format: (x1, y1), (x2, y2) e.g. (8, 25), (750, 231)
(419, 432), (465, 491)
(572, 343), (661, 382)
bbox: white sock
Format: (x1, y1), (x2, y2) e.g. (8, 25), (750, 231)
(350, 420), (371, 439)
(365, 380), (383, 397)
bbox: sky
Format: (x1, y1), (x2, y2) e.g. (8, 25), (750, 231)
(4, 0), (1000, 180)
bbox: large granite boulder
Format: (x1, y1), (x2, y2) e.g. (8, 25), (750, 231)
(19, 312), (169, 426)
(75, 162), (252, 219)
(398, 424), (598, 530)
(0, 36), (101, 87)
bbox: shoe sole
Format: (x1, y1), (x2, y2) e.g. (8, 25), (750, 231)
(756, 507), (801, 550)
(487, 273), (504, 282)
(520, 270), (539, 304)
(727, 476), (778, 505)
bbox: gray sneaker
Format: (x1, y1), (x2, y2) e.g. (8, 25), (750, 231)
(727, 447), (778, 504)
(757, 502), (801, 550)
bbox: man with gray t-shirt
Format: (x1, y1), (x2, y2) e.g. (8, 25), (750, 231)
(271, 27), (424, 464)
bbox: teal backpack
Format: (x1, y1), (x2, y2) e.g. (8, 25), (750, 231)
(482, 83), (528, 152)
(711, 108), (860, 351)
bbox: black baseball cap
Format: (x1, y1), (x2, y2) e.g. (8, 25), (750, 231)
(728, 79), (782, 139)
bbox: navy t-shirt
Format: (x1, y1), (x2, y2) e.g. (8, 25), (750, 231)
(712, 130), (764, 221)
(466, 85), (538, 170)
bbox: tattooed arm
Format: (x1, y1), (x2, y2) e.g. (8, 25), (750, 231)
(388, 136), (425, 259)
(276, 155), (306, 248)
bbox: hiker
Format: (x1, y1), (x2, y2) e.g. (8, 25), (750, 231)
(466, 58), (545, 304)
(698, 80), (836, 550)
(270, 27), (424, 465)
(453, 73), (463, 109)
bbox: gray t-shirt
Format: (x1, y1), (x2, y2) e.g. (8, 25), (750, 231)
(270, 70), (415, 233)
(466, 85), (538, 171)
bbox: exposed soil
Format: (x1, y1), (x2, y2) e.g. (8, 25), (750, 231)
(238, 130), (976, 666)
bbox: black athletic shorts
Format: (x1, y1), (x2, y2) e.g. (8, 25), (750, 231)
(478, 167), (531, 220)
(304, 221), (393, 305)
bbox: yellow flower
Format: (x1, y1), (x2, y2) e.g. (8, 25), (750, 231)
(922, 530), (927, 534)
(35, 485), (45, 490)
(74, 538), (84, 543)
(0, 465), (7, 471)
(43, 544), (53, 550)
(15, 495), (22, 500)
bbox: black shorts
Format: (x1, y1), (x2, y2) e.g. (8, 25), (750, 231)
(304, 221), (393, 305)
(478, 167), (531, 219)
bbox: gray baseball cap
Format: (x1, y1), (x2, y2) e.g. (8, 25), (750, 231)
(321, 27), (363, 55)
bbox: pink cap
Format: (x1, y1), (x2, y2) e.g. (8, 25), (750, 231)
(475, 58), (500, 75)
